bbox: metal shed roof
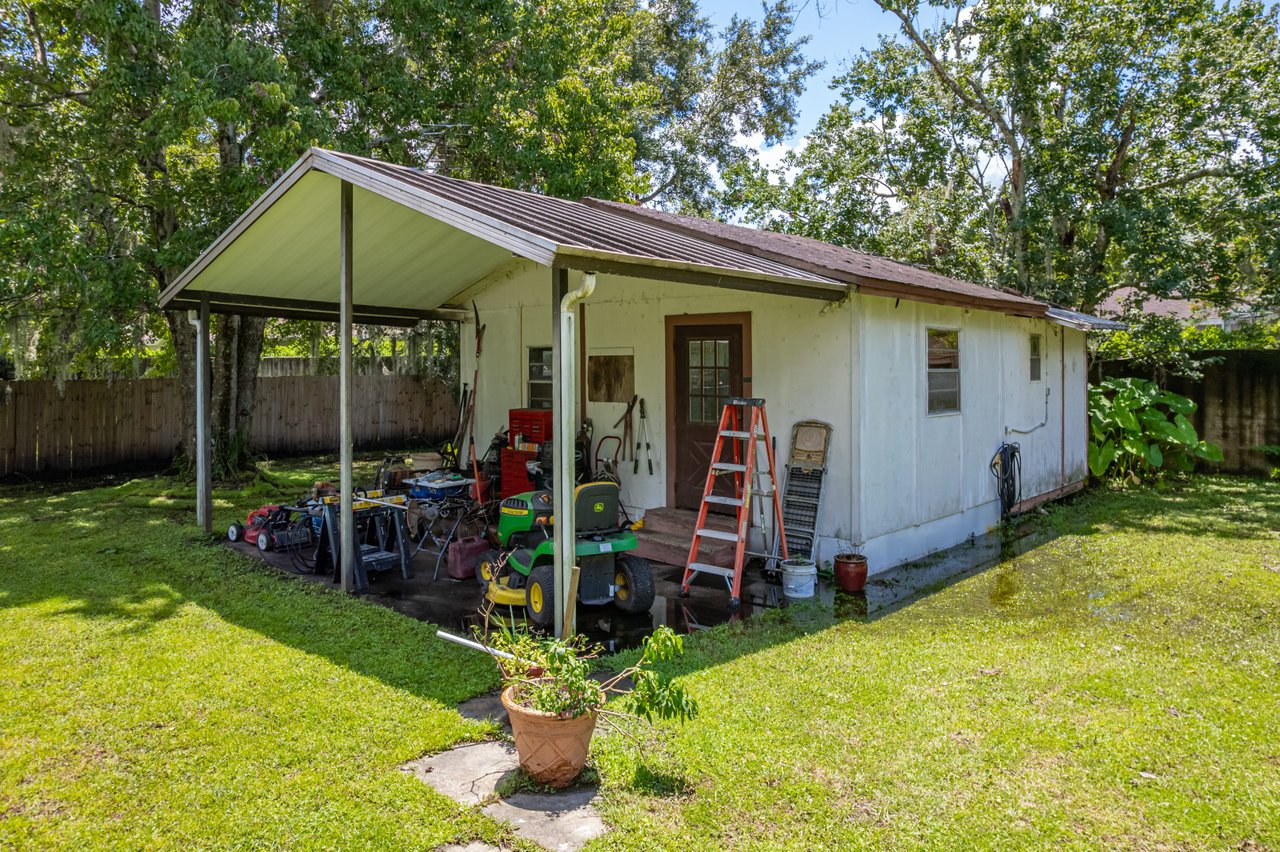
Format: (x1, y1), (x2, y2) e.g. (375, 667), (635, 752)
(584, 198), (1048, 317)
(160, 147), (1118, 329)
(159, 148), (845, 323)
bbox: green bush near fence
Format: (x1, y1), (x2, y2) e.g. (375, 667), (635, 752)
(1087, 377), (1222, 480)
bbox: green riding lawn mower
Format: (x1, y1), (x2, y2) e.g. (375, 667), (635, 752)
(480, 479), (656, 628)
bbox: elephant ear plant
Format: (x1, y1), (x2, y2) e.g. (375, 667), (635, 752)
(1088, 377), (1223, 480)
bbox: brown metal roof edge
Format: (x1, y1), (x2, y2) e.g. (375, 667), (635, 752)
(553, 246), (845, 300)
(582, 197), (1048, 317)
(855, 281), (1048, 319)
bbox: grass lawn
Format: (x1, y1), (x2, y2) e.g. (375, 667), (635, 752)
(591, 477), (1280, 850)
(2, 463), (1279, 849)
(0, 458), (511, 849)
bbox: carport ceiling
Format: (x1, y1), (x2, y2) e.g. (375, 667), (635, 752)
(159, 148), (847, 325)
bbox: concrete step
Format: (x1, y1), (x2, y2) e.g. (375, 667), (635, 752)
(630, 528), (735, 569)
(641, 506), (737, 538)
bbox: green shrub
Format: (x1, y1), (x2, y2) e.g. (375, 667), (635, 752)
(1088, 377), (1223, 479)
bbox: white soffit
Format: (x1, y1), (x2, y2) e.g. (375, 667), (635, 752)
(177, 170), (513, 311)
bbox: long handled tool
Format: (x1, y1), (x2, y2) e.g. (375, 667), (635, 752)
(634, 397), (653, 475)
(613, 394), (637, 462)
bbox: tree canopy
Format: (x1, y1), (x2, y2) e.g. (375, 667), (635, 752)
(726, 0), (1280, 313)
(0, 0), (817, 382)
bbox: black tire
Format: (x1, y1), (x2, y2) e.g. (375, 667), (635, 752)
(474, 549), (502, 587)
(526, 563), (556, 628)
(227, 522), (244, 543)
(613, 554), (656, 614)
(256, 530), (272, 552)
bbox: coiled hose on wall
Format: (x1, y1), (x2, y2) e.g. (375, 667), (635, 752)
(990, 442), (1022, 519)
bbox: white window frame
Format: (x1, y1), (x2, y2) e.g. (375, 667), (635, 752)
(527, 346), (552, 409)
(926, 327), (961, 415)
(1029, 333), (1043, 382)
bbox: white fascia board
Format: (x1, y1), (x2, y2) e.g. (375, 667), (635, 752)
(160, 150), (321, 305)
(310, 149), (559, 267)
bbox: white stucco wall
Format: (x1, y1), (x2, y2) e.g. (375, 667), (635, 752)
(459, 262), (1088, 573)
(854, 295), (1088, 570)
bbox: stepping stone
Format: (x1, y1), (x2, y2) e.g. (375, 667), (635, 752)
(457, 690), (509, 729)
(404, 739), (609, 851)
(403, 741), (519, 806)
(482, 789), (607, 852)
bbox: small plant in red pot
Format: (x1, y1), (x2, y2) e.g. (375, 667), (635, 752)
(833, 550), (868, 593)
(484, 627), (697, 788)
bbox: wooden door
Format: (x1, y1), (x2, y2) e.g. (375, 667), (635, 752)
(672, 324), (744, 510)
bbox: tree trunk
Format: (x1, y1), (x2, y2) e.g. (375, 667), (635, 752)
(1007, 154), (1030, 294)
(210, 313), (267, 473)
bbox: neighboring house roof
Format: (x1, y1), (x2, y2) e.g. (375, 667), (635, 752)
(1097, 287), (1201, 322)
(584, 198), (1045, 316)
(159, 147), (1113, 329)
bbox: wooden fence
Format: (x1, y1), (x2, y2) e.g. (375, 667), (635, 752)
(0, 374), (457, 476)
(1101, 349), (1280, 475)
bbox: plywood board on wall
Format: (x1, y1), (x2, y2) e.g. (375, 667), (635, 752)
(588, 350), (634, 403)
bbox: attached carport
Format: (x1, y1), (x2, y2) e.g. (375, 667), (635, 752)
(160, 146), (844, 636)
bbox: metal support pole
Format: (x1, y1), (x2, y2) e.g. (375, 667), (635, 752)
(195, 294), (212, 533)
(552, 269), (595, 638)
(339, 180), (355, 592)
(551, 269), (568, 637)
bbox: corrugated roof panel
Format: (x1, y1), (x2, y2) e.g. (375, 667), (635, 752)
(584, 198), (1045, 312)
(326, 151), (840, 287)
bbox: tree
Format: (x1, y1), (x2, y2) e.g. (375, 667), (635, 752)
(2, 0), (817, 470)
(727, 0), (1280, 312)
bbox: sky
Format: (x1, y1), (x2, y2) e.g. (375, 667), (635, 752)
(697, 0), (902, 148)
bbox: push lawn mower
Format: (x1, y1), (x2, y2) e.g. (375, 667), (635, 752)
(227, 504), (312, 552)
(479, 475), (655, 629)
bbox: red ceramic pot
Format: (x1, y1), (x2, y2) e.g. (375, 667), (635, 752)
(833, 553), (868, 593)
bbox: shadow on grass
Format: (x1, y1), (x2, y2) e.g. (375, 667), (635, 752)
(0, 471), (499, 709)
(5, 471), (1276, 711)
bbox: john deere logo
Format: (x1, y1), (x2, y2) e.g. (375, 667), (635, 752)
(593, 501), (604, 513)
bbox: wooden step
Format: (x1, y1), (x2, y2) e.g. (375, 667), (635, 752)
(630, 528), (734, 568)
(640, 506), (736, 538)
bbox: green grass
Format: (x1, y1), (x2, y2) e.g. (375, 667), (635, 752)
(588, 478), (1280, 850)
(2, 465), (1279, 849)
(0, 457), (510, 849)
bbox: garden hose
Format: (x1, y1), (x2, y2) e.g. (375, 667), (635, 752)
(990, 442), (1021, 519)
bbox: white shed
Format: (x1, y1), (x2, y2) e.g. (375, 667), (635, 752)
(160, 148), (1116, 630)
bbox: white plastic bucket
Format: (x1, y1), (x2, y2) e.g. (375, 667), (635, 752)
(780, 557), (817, 598)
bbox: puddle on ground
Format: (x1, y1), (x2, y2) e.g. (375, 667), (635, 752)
(230, 519), (1058, 650)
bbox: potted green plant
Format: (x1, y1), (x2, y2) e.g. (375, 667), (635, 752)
(482, 626), (697, 788)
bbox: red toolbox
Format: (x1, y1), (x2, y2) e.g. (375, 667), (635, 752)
(500, 448), (538, 498)
(508, 408), (553, 448)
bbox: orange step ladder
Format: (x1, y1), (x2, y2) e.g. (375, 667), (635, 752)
(680, 398), (788, 609)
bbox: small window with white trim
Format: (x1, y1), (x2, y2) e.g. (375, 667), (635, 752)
(926, 328), (961, 414)
(1029, 334), (1042, 382)
(527, 347), (552, 409)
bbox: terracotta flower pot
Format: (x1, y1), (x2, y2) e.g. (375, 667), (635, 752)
(833, 553), (868, 593)
(501, 685), (598, 788)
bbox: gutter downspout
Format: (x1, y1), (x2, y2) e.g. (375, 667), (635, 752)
(554, 271), (596, 638)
